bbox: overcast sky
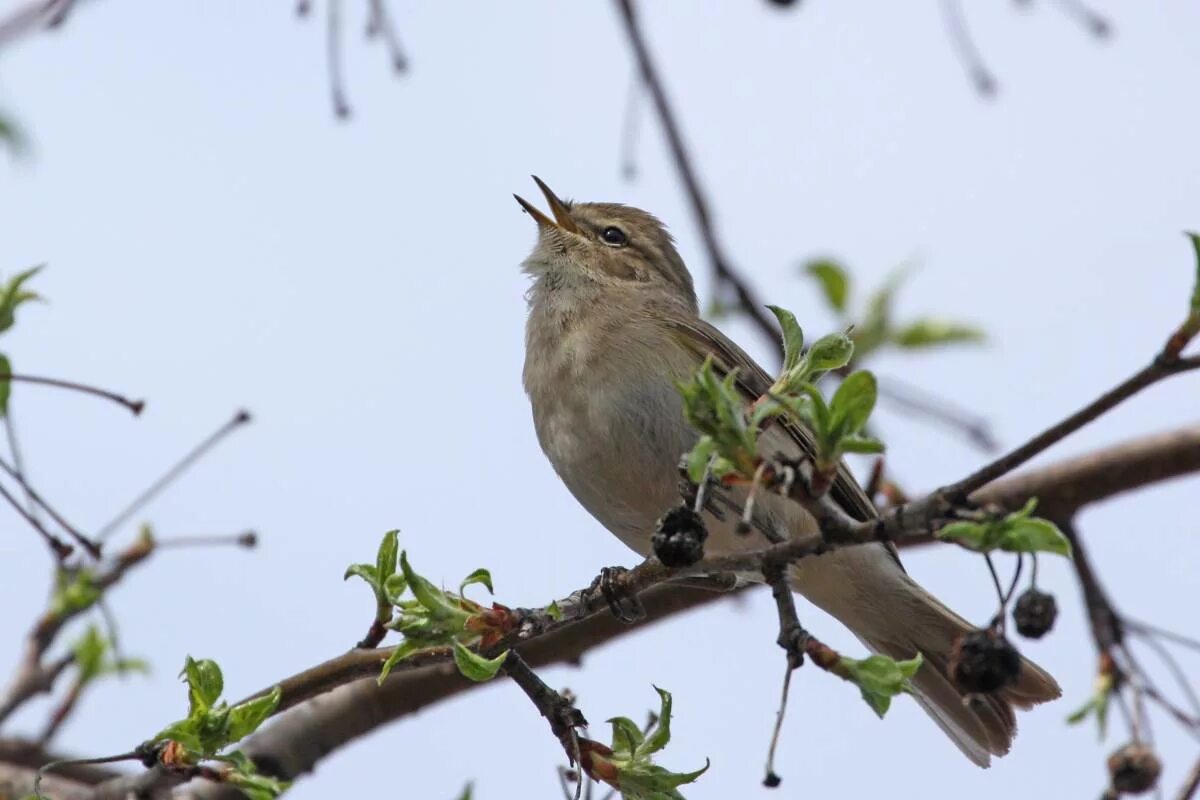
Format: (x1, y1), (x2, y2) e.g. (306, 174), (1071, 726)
(2, 2), (1199, 798)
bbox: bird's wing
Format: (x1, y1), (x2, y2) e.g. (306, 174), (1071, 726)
(662, 314), (881, 526)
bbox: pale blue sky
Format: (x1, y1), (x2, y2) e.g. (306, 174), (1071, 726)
(2, 2), (1199, 798)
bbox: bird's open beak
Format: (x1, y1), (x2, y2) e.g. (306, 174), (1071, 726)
(513, 175), (580, 234)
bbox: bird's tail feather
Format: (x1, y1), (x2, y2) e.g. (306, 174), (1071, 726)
(853, 582), (1061, 767)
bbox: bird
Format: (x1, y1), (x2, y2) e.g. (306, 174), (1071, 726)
(514, 176), (1060, 767)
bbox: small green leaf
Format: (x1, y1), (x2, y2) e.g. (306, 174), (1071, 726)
(1000, 517), (1072, 557)
(182, 657), (224, 716)
(639, 686), (674, 756)
(838, 652), (923, 718)
(616, 759), (710, 799)
(455, 782), (474, 800)
(839, 436), (885, 455)
(383, 573), (409, 605)
(608, 715), (645, 759)
(399, 551), (469, 624)
(71, 626), (109, 682)
(0, 265), (44, 335)
(376, 530), (399, 583)
(829, 371), (877, 439)
(804, 332), (855, 375)
(377, 639), (426, 684)
(546, 600), (564, 621)
(684, 435), (716, 484)
(935, 520), (996, 551)
(343, 563), (378, 586)
(227, 686), (281, 742)
(0, 354), (11, 417)
(153, 719), (205, 752)
(766, 305), (805, 373)
(49, 567), (101, 617)
(451, 640), (508, 682)
(892, 318), (985, 349)
(459, 568), (494, 597)
(803, 259), (850, 313)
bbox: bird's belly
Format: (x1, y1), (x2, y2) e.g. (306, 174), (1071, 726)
(534, 376), (690, 554)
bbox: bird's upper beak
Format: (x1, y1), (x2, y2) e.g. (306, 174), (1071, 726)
(513, 176), (580, 234)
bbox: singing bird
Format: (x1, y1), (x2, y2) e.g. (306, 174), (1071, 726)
(515, 177), (1059, 766)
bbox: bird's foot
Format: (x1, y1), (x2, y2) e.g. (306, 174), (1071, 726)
(588, 566), (645, 623)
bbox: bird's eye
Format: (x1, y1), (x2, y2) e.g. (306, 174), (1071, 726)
(600, 226), (628, 247)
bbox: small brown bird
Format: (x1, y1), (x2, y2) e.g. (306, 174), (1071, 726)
(516, 177), (1060, 766)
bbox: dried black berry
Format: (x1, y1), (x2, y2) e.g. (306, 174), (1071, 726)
(948, 627), (1022, 694)
(652, 506), (708, 567)
(766, 0), (799, 6)
(1012, 588), (1058, 639)
(763, 771), (782, 788)
(1108, 743), (1161, 795)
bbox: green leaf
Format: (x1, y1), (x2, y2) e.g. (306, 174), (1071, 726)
(0, 265), (44, 335)
(616, 760), (710, 799)
(71, 626), (109, 682)
(459, 568), (494, 597)
(829, 371), (877, 439)
(1000, 517), (1072, 557)
(227, 686), (281, 742)
(766, 305), (805, 373)
(376, 530), (399, 582)
(608, 715), (645, 759)
(804, 332), (855, 375)
(684, 435), (716, 484)
(451, 640), (508, 682)
(0, 354), (10, 417)
(182, 657), (224, 717)
(639, 686), (674, 756)
(399, 551), (470, 624)
(935, 520), (997, 551)
(49, 567), (101, 617)
(153, 719), (205, 752)
(377, 639), (426, 684)
(838, 652), (924, 718)
(455, 783), (474, 800)
(383, 573), (409, 605)
(803, 259), (850, 313)
(892, 318), (985, 349)
(839, 436), (885, 455)
(343, 563), (378, 586)
(546, 600), (564, 621)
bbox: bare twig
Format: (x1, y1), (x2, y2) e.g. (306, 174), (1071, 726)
(327, 0), (350, 118)
(0, 479), (75, 560)
(0, 373), (143, 415)
(0, 455), (100, 558)
(95, 410), (251, 543)
(366, 0), (407, 72)
(939, 0), (997, 96)
(612, 0), (778, 342)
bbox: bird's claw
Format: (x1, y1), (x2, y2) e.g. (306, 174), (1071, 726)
(589, 566), (645, 623)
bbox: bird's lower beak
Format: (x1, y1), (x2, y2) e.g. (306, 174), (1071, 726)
(513, 175), (580, 234)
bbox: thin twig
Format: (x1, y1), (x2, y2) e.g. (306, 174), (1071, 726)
(0, 373), (143, 415)
(944, 355), (1200, 500)
(327, 0), (350, 118)
(873, 374), (998, 452)
(939, 0), (997, 96)
(0, 479), (74, 560)
(618, 70), (642, 180)
(95, 410), (251, 543)
(612, 0), (778, 342)
(366, 0), (407, 72)
(5, 407), (39, 521)
(0, 454), (100, 557)
(1176, 753), (1200, 800)
(1048, 0), (1112, 39)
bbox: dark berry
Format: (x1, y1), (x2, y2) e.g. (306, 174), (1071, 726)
(1108, 743), (1161, 795)
(652, 506), (708, 567)
(948, 627), (1022, 694)
(1012, 588), (1058, 639)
